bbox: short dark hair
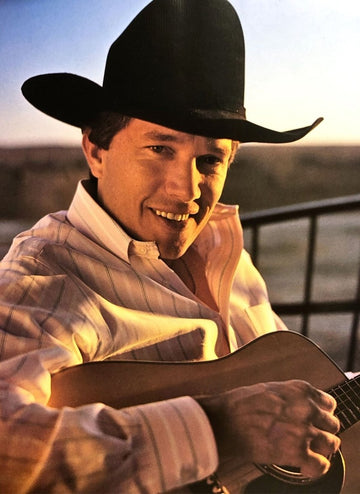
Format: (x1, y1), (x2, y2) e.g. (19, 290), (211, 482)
(83, 111), (239, 163)
(83, 112), (132, 150)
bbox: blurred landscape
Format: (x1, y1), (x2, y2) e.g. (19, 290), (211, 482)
(223, 144), (360, 211)
(0, 144), (359, 369)
(1, 144), (360, 219)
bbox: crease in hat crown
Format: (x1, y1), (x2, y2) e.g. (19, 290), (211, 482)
(21, 0), (323, 143)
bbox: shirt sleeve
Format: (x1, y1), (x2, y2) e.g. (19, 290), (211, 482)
(0, 348), (218, 494)
(0, 257), (218, 493)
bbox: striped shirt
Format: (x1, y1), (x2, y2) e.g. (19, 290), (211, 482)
(0, 180), (284, 493)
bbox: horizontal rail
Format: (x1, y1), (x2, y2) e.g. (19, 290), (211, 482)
(241, 193), (360, 227)
(272, 300), (359, 316)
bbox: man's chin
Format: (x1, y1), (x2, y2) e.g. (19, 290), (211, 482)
(160, 251), (187, 262)
(158, 243), (191, 262)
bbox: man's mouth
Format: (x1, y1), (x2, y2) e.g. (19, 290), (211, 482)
(154, 209), (190, 222)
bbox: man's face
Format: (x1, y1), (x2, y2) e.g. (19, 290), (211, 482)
(89, 118), (233, 260)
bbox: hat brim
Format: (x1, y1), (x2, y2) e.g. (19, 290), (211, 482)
(22, 73), (322, 143)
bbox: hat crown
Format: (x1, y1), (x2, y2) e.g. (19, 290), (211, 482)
(21, 0), (321, 142)
(103, 0), (245, 116)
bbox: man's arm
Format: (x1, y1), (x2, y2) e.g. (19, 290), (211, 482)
(0, 353), (218, 493)
(0, 253), (218, 493)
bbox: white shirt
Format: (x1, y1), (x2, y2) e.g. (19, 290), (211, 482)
(0, 180), (284, 493)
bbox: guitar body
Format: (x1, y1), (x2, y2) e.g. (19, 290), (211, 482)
(49, 331), (360, 493)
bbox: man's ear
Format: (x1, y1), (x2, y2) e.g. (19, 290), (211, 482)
(82, 130), (105, 179)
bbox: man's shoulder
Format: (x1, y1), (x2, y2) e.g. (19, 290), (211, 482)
(14, 210), (70, 246)
(1, 211), (72, 269)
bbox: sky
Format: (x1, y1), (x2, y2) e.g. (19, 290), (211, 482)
(0, 0), (359, 147)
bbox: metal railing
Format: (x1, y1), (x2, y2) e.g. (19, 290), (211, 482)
(241, 194), (360, 370)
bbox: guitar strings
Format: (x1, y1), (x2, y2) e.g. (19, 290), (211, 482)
(329, 378), (360, 432)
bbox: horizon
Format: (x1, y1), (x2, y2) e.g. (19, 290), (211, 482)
(1, 0), (359, 147)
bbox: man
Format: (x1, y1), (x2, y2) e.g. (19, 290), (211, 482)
(0, 1), (340, 493)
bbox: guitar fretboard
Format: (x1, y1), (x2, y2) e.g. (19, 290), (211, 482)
(329, 374), (360, 432)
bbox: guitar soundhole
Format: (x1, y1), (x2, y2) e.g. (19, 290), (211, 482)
(256, 463), (313, 484)
(246, 452), (345, 494)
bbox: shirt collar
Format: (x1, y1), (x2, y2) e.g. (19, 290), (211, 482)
(67, 179), (239, 263)
(67, 180), (157, 263)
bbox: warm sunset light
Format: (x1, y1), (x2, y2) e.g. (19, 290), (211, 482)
(0, 0), (359, 146)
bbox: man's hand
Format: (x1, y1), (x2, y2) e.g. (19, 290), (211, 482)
(197, 380), (340, 479)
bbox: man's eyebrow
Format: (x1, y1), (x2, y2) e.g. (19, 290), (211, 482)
(143, 131), (181, 142)
(206, 141), (231, 157)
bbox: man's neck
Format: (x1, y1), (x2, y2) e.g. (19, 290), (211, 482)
(164, 249), (219, 312)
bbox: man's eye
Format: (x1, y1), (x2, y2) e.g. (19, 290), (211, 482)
(198, 155), (223, 166)
(149, 145), (165, 153)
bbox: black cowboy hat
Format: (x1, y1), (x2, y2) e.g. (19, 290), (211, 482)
(21, 0), (322, 143)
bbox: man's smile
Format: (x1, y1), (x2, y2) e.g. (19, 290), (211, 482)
(154, 209), (190, 222)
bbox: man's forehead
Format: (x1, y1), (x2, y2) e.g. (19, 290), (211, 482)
(131, 118), (232, 150)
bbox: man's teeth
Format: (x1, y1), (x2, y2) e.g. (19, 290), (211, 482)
(154, 210), (190, 221)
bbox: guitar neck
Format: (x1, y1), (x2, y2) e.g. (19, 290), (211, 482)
(329, 374), (360, 432)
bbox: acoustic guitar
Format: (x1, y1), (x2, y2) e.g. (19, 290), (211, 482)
(49, 331), (360, 493)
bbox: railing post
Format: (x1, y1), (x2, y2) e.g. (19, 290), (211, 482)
(301, 215), (318, 337)
(346, 256), (360, 371)
(251, 225), (259, 267)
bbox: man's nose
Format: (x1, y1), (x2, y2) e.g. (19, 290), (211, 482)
(164, 158), (201, 202)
